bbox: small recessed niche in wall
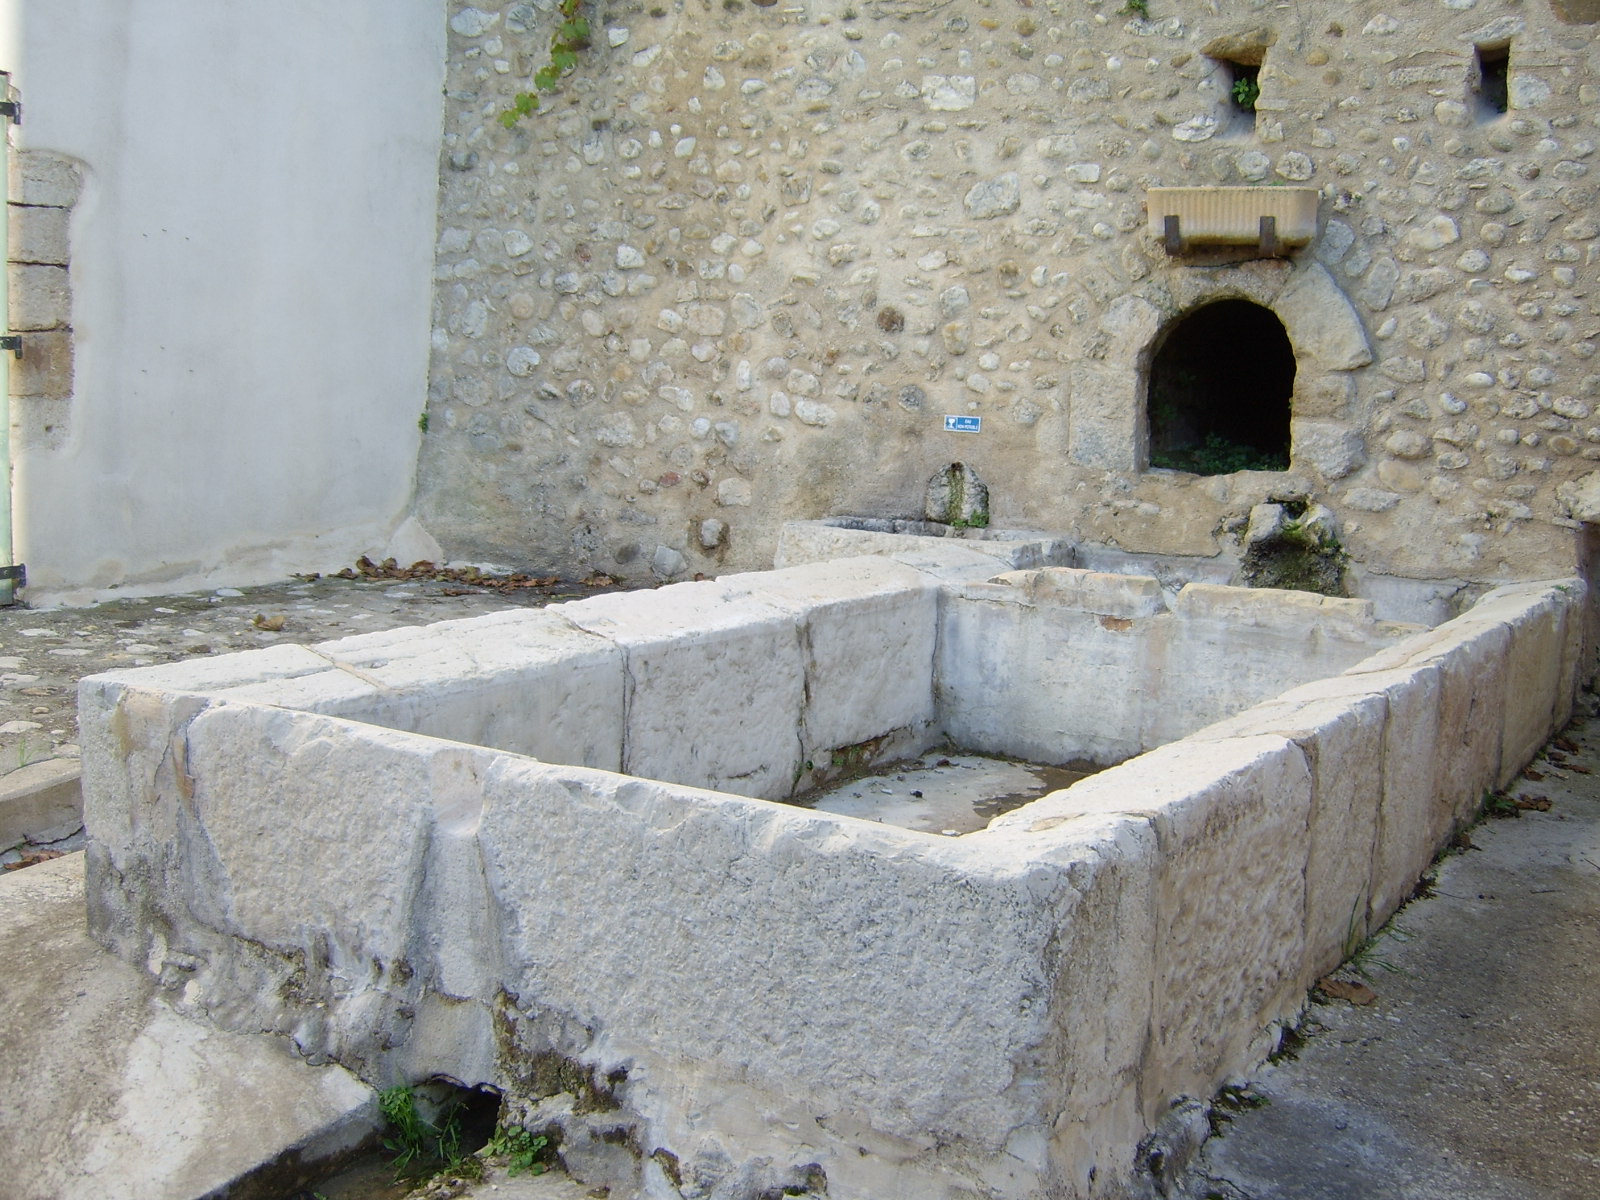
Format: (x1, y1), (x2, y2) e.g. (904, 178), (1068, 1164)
(1225, 60), (1261, 129)
(1475, 43), (1510, 120)
(1200, 31), (1270, 139)
(1147, 300), (1294, 476)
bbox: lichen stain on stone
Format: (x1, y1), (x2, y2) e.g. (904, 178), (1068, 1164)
(491, 989), (622, 1114)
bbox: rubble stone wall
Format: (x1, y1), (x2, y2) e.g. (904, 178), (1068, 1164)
(416, 0), (1600, 587)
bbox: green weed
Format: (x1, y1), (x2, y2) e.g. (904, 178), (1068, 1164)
(500, 0), (592, 128)
(1339, 900), (1413, 983)
(1151, 433), (1287, 475)
(379, 1084), (468, 1177)
(486, 1124), (551, 1177)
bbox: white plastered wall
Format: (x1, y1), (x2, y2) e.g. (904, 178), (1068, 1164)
(0, 0), (445, 602)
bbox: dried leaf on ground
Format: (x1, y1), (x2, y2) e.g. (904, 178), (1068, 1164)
(252, 614), (287, 631)
(1318, 976), (1378, 1005)
(333, 556), (584, 594)
(4, 849), (65, 871)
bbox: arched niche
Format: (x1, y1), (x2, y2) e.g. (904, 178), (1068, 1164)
(1067, 261), (1372, 482)
(1147, 299), (1294, 475)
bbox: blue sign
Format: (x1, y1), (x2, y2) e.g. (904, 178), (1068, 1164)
(943, 415), (982, 433)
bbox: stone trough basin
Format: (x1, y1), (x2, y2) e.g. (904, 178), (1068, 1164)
(80, 545), (1582, 1199)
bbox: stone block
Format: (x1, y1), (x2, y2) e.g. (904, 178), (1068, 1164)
(84, 643), (341, 700)
(0, 758), (82, 850)
(1300, 663), (1444, 926)
(1405, 622), (1510, 825)
(1554, 586), (1584, 731)
(8, 264), (69, 331)
(1273, 261), (1373, 371)
(181, 704), (446, 972)
(1291, 372), (1356, 420)
(1067, 362), (1140, 471)
(9, 203), (70, 265)
(477, 759), (1127, 1191)
(1291, 418), (1366, 481)
(1192, 690), (1388, 980)
(1172, 582), (1377, 632)
(720, 557), (939, 761)
(976, 811), (1158, 1193)
(938, 581), (1157, 765)
(1151, 584), (1395, 747)
(557, 581), (804, 799)
(9, 151), (82, 209)
(1464, 582), (1578, 783)
(295, 609), (626, 771)
(986, 567), (1168, 619)
(772, 520), (1074, 574)
(9, 328), (72, 399)
(885, 541), (1029, 582)
(1030, 736), (1312, 1115)
(79, 679), (210, 924)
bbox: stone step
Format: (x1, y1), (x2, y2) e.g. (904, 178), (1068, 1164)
(0, 852), (380, 1200)
(0, 758), (82, 857)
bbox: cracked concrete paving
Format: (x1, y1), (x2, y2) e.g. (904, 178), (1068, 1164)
(1176, 710), (1600, 1200)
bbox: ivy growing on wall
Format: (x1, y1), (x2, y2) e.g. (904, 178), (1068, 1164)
(500, 0), (592, 128)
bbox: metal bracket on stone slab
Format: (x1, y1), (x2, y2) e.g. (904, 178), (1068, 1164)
(0, 100), (19, 125)
(0, 335), (21, 359)
(1259, 214), (1279, 258)
(1162, 214), (1183, 256)
(0, 564), (27, 586)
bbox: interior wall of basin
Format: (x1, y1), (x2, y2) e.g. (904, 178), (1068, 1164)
(90, 557), (957, 807)
(780, 520), (1483, 627)
(88, 555), (1424, 818)
(937, 568), (1421, 768)
(177, 609), (631, 773)
(775, 519), (1076, 574)
(993, 577), (1585, 982)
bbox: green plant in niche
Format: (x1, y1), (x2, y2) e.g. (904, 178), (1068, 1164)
(1120, 0), (1149, 17)
(500, 0), (592, 129)
(486, 1125), (550, 1177)
(1231, 75), (1260, 110)
(1151, 433), (1286, 476)
(417, 411), (429, 433)
(379, 1085), (468, 1176)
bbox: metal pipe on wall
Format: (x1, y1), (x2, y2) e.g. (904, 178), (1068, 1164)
(0, 70), (16, 605)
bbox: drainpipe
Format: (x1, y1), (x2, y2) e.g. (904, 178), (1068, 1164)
(0, 73), (20, 605)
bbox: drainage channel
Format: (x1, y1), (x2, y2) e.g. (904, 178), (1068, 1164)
(290, 1083), (500, 1200)
(796, 751), (1103, 836)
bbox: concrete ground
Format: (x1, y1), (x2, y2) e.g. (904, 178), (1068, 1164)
(1, 571), (1596, 1199)
(0, 852), (378, 1200)
(1176, 710), (1600, 1200)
